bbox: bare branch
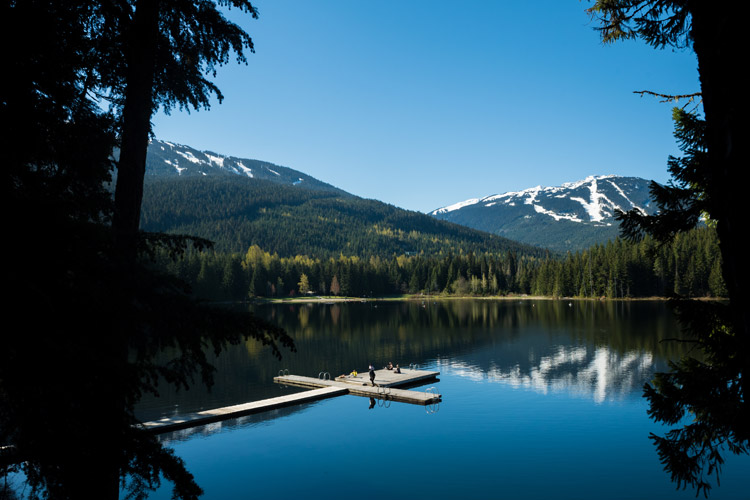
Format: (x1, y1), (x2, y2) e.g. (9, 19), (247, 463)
(633, 90), (702, 111)
(633, 90), (702, 103)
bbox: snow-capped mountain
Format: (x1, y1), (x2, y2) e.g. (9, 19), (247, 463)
(430, 175), (655, 252)
(141, 140), (653, 252)
(138, 139), (538, 257)
(143, 139), (345, 194)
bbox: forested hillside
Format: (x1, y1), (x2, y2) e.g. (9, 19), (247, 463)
(140, 176), (541, 257)
(529, 227), (725, 298)
(154, 226), (724, 301)
(140, 173), (724, 301)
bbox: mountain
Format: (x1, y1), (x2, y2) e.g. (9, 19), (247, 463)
(144, 139), (346, 194)
(429, 175), (655, 252)
(140, 140), (544, 258)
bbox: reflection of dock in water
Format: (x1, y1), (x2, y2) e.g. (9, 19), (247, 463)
(142, 368), (440, 435)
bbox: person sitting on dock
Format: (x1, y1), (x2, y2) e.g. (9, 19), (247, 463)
(386, 361), (393, 370)
(394, 364), (401, 374)
(369, 364), (376, 386)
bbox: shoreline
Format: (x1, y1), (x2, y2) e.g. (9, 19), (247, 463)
(248, 294), (721, 305)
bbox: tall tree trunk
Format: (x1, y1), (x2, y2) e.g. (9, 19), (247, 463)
(113, 0), (160, 266)
(108, 1), (161, 497)
(691, 4), (749, 412)
(691, 6), (748, 336)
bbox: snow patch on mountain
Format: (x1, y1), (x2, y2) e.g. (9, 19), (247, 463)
(430, 175), (648, 225)
(432, 198), (481, 214)
(176, 150), (201, 164)
(523, 187), (542, 205)
(205, 153), (224, 168)
(236, 161), (253, 177)
(533, 204), (583, 222)
(143, 139), (360, 197)
(606, 178), (648, 215)
(572, 177), (610, 222)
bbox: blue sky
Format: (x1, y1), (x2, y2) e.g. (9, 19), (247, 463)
(151, 0), (700, 213)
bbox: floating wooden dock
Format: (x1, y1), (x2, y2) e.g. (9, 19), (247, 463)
(142, 386), (347, 434)
(142, 368), (440, 435)
(275, 368), (441, 405)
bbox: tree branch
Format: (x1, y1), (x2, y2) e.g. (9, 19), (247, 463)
(633, 90), (702, 105)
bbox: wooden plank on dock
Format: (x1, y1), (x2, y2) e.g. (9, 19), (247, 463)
(276, 368), (439, 389)
(274, 369), (441, 405)
(335, 368), (440, 388)
(142, 386), (347, 434)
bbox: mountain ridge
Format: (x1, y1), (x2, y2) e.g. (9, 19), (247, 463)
(140, 140), (544, 258)
(143, 140), (654, 253)
(430, 175), (655, 252)
(145, 139), (348, 195)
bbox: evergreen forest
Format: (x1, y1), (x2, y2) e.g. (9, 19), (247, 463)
(140, 175), (544, 257)
(140, 173), (724, 302)
(153, 226), (725, 301)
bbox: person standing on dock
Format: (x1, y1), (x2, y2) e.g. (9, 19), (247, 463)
(369, 364), (376, 386)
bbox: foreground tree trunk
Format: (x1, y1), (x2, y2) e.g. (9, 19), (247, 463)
(109, 2), (161, 497)
(691, 6), (749, 349)
(113, 0), (160, 265)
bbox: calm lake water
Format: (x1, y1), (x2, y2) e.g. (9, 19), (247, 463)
(137, 299), (748, 500)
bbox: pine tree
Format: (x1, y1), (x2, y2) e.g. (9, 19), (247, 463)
(589, 1), (748, 340)
(2, 3), (295, 499)
(613, 108), (747, 493)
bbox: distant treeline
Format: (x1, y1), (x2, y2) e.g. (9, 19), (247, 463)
(530, 226), (725, 298)
(153, 226), (725, 300)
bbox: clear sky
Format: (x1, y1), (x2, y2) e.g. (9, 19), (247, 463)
(151, 0), (700, 213)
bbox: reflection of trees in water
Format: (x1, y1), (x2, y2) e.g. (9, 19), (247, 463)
(260, 299), (686, 360)
(138, 300), (687, 421)
(269, 300), (689, 403)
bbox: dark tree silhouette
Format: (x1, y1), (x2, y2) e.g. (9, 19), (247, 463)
(616, 109), (747, 495)
(590, 3), (748, 492)
(111, 0), (259, 266)
(588, 0), (749, 346)
(615, 108), (708, 244)
(2, 1), (294, 499)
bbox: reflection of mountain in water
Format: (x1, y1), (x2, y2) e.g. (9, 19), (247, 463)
(441, 344), (655, 403)
(137, 299), (685, 421)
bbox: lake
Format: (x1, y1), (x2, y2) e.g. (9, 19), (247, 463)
(137, 299), (748, 499)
